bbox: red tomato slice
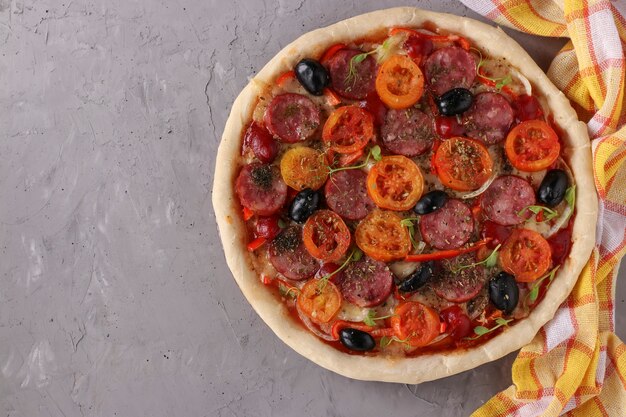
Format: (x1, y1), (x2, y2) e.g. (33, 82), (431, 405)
(297, 280), (342, 323)
(499, 228), (552, 282)
(433, 137), (493, 191)
(280, 147), (328, 191)
(302, 210), (351, 262)
(355, 210), (410, 262)
(391, 302), (441, 347)
(322, 106), (374, 154)
(367, 155), (424, 211)
(505, 120), (560, 172)
(375, 55), (424, 109)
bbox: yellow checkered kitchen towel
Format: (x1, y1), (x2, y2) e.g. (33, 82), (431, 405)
(458, 0), (626, 415)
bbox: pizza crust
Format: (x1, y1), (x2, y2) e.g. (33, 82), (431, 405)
(212, 7), (597, 383)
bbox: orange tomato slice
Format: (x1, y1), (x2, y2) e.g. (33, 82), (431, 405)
(499, 228), (552, 282)
(297, 279), (342, 323)
(433, 137), (493, 191)
(322, 106), (374, 154)
(280, 147), (328, 190)
(505, 120), (560, 172)
(355, 210), (411, 262)
(391, 302), (441, 347)
(367, 155), (424, 211)
(302, 210), (351, 262)
(375, 55), (424, 109)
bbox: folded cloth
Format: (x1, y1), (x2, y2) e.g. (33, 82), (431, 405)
(457, 0), (626, 415)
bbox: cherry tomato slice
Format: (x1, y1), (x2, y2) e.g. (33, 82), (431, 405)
(302, 210), (351, 262)
(391, 302), (441, 347)
(254, 215), (281, 240)
(499, 228), (552, 282)
(375, 55), (424, 109)
(440, 306), (472, 340)
(322, 106), (374, 154)
(435, 116), (465, 138)
(355, 210), (410, 261)
(367, 155), (424, 211)
(297, 279), (342, 324)
(280, 147), (328, 190)
(434, 137), (493, 191)
(505, 120), (560, 172)
(513, 94), (544, 122)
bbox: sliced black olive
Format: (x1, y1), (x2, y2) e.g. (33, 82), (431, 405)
(398, 261), (434, 293)
(295, 59), (330, 96)
(489, 272), (519, 314)
(413, 190), (448, 215)
(339, 328), (375, 351)
(537, 169), (568, 207)
(289, 188), (321, 223)
(436, 88), (473, 116)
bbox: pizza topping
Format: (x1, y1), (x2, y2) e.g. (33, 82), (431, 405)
(243, 122), (279, 163)
(434, 115), (466, 138)
(295, 58), (330, 96)
(513, 94), (544, 122)
(436, 88), (473, 116)
(236, 163), (287, 216)
(297, 279), (342, 323)
(335, 255), (394, 307)
(489, 271), (519, 314)
(440, 305), (472, 340)
(424, 46), (476, 96)
(264, 93), (321, 143)
(324, 169), (375, 220)
(380, 108), (434, 157)
(254, 215), (282, 240)
(420, 198), (474, 250)
(462, 92), (514, 145)
(322, 105), (374, 154)
(505, 120), (560, 172)
(390, 302), (441, 347)
(403, 34), (434, 63)
(302, 210), (351, 262)
(397, 261), (434, 293)
(289, 188), (322, 223)
(367, 155), (424, 211)
(499, 228), (552, 282)
(375, 54), (425, 109)
(338, 328), (376, 351)
(355, 210), (411, 262)
(431, 254), (488, 302)
(433, 137), (493, 191)
(280, 147), (328, 191)
(537, 169), (569, 207)
(326, 49), (377, 100)
(413, 190), (448, 215)
(481, 175), (536, 226)
(404, 238), (489, 262)
(269, 226), (319, 280)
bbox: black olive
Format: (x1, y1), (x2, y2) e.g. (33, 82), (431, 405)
(537, 169), (568, 207)
(295, 59), (330, 96)
(339, 328), (375, 351)
(289, 188), (321, 223)
(436, 88), (473, 116)
(413, 190), (448, 215)
(489, 272), (519, 314)
(398, 261), (435, 293)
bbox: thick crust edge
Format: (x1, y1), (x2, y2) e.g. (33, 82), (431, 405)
(212, 7), (598, 383)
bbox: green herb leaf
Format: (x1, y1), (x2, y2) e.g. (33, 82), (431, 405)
(528, 285), (540, 303)
(318, 248), (361, 290)
(380, 336), (392, 348)
(495, 317), (511, 326)
(525, 266), (560, 305)
(474, 326), (490, 336)
(518, 205), (559, 222)
(277, 218), (287, 229)
(565, 185), (576, 208)
(371, 145), (382, 161)
(495, 74), (513, 91)
(451, 244), (501, 273)
(466, 318), (513, 340)
(353, 53), (368, 64)
(328, 146), (377, 175)
(352, 248), (363, 262)
(363, 310), (377, 327)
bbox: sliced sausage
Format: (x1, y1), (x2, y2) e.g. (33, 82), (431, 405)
(264, 93), (321, 143)
(324, 170), (375, 220)
(420, 199), (474, 250)
(335, 255), (393, 307)
(380, 108), (434, 157)
(462, 92), (514, 145)
(326, 49), (377, 100)
(235, 163), (287, 216)
(269, 226), (318, 280)
(481, 175), (536, 226)
(424, 46), (476, 97)
(431, 254), (487, 303)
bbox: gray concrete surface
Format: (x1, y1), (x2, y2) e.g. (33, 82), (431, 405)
(1, 0), (624, 416)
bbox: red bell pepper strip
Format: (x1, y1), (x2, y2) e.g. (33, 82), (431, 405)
(320, 43), (346, 64)
(404, 239), (490, 262)
(276, 70), (295, 87)
(262, 275), (299, 297)
(389, 27), (470, 50)
(323, 88), (341, 106)
(331, 320), (395, 340)
(247, 237), (266, 252)
(242, 207), (254, 221)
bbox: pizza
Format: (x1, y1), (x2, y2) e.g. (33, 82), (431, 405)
(212, 7), (597, 383)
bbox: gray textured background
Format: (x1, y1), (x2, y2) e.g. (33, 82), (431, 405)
(1, 0), (624, 416)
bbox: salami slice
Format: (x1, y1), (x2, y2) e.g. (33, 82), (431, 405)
(324, 170), (375, 220)
(431, 254), (487, 303)
(235, 163), (287, 216)
(462, 92), (514, 145)
(326, 49), (377, 100)
(481, 175), (536, 226)
(424, 46), (476, 97)
(381, 108), (434, 157)
(335, 255), (393, 307)
(419, 199), (474, 250)
(269, 226), (318, 280)
(264, 93), (321, 143)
